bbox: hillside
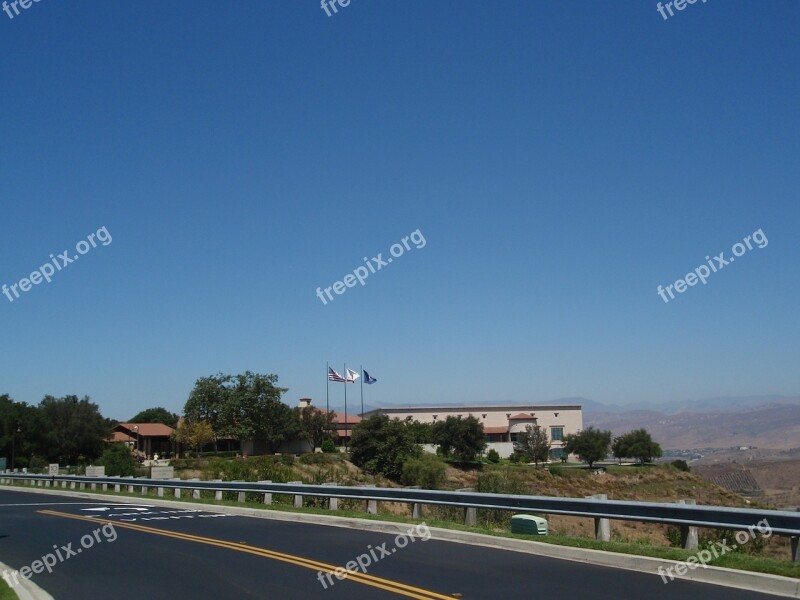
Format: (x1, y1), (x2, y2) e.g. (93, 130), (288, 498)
(586, 403), (800, 450)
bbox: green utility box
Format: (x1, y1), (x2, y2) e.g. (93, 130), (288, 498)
(511, 514), (548, 536)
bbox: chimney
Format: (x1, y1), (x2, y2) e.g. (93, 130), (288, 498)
(298, 398), (312, 409)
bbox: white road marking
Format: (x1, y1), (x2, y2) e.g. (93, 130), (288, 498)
(0, 502), (146, 507)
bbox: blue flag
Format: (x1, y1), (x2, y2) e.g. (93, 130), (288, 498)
(363, 370), (377, 384)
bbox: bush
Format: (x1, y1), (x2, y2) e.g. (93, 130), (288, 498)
(671, 459), (690, 472)
(485, 449), (500, 463)
(28, 455), (47, 473)
(194, 451), (238, 458)
(401, 454), (447, 489)
(321, 439), (337, 453)
(350, 415), (421, 481)
(299, 453), (336, 465)
(98, 443), (137, 477)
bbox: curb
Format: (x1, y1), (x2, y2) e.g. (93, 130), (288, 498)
(3, 485), (799, 598)
(0, 560), (54, 600)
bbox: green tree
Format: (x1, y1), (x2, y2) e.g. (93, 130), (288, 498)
(349, 415), (421, 480)
(562, 426), (612, 468)
(433, 416), (486, 462)
(613, 429), (662, 465)
(406, 420), (435, 444)
(129, 407), (179, 428)
(518, 424), (550, 466)
(173, 420), (216, 454)
(0, 394), (43, 467)
(38, 395), (111, 464)
(98, 443), (137, 476)
(183, 372), (295, 452)
(298, 405), (335, 448)
(485, 448), (501, 463)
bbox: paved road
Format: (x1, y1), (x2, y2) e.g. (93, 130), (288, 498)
(0, 489), (779, 599)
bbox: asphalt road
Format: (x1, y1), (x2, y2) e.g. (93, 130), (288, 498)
(0, 489), (779, 600)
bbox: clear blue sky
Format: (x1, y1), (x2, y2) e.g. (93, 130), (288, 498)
(1, 1), (798, 420)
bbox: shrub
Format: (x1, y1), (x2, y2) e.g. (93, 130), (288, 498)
(671, 459), (690, 472)
(98, 443), (137, 477)
(321, 439), (337, 453)
(350, 415), (421, 481)
(485, 449), (501, 463)
(299, 452), (336, 465)
(401, 454), (447, 489)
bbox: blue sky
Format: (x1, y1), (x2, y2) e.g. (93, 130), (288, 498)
(1, 1), (798, 420)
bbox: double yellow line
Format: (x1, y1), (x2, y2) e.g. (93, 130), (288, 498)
(38, 509), (456, 599)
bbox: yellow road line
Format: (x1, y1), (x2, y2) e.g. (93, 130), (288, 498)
(38, 509), (455, 600)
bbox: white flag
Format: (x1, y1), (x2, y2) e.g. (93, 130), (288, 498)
(345, 368), (360, 383)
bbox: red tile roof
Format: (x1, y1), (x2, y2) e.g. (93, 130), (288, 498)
(116, 423), (175, 437)
(333, 412), (361, 425)
(484, 426), (509, 434)
(508, 413), (536, 420)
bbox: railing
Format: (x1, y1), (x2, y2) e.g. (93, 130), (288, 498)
(2, 472), (799, 562)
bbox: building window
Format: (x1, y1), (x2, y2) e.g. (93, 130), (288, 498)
(550, 426), (564, 441)
(549, 448), (565, 460)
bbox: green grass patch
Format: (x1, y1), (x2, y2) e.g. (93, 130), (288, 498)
(0, 578), (16, 600)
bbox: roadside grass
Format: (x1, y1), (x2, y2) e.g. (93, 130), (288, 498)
(5, 481), (799, 580)
(0, 579), (16, 600)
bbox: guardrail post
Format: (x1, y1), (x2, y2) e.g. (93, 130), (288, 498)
(213, 480), (223, 501)
(141, 479), (149, 496)
(791, 536), (799, 563)
(113, 476), (121, 493)
(230, 481), (246, 503)
(322, 482), (338, 510)
(157, 485), (164, 497)
(102, 482), (108, 491)
(61, 480), (68, 489)
(587, 494), (611, 541)
(71, 481), (77, 490)
(44, 479), (50, 488)
(406, 486), (422, 518)
(258, 481), (272, 505)
(457, 488), (477, 526)
(289, 481), (303, 508)
(677, 499), (699, 550)
(79, 481), (86, 490)
(171, 478), (182, 498)
(127, 482), (134, 493)
(189, 478), (201, 500)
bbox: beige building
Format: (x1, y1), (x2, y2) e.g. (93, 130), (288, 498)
(364, 404), (583, 460)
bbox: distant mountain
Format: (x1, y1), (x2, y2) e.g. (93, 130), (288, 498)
(586, 403), (800, 450)
(362, 395), (800, 415)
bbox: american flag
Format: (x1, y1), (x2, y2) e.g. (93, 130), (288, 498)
(328, 367), (346, 382)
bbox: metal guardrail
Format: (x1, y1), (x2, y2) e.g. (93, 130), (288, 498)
(4, 472), (800, 533)
(2, 472), (799, 560)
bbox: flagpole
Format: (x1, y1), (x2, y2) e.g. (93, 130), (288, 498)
(360, 364), (364, 418)
(344, 363), (348, 453)
(326, 361), (330, 438)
